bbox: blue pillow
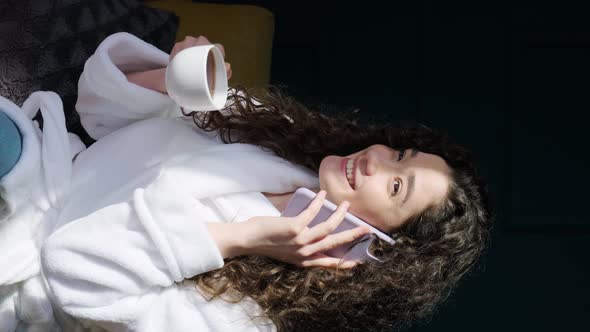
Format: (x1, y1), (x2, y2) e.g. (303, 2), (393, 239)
(0, 112), (22, 178)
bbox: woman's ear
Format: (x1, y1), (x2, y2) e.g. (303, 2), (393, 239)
(0, 111), (22, 178)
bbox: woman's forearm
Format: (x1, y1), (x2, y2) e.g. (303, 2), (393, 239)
(125, 68), (168, 94)
(207, 222), (250, 259)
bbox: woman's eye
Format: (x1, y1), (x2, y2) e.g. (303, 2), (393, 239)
(392, 179), (402, 196)
(397, 150), (405, 161)
(390, 150), (405, 197)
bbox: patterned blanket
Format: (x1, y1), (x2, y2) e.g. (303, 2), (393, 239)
(0, 0), (178, 146)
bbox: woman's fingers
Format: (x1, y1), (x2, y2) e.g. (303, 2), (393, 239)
(214, 43), (225, 57)
(225, 63), (232, 80)
(300, 254), (358, 269)
(297, 200), (349, 244)
(185, 36), (221, 54)
(295, 190), (327, 228)
(171, 35), (210, 56)
(299, 227), (370, 257)
(169, 43), (181, 60)
(186, 35), (211, 45)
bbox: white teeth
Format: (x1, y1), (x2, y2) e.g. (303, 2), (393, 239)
(346, 159), (355, 188)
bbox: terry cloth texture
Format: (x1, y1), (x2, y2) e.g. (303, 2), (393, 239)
(0, 0), (179, 146)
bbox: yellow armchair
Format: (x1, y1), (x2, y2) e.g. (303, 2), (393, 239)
(145, 1), (275, 89)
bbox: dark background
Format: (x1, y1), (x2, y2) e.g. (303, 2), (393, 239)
(202, 0), (589, 331)
(1, 0), (586, 330)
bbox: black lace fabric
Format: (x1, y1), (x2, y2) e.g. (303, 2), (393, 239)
(0, 0), (179, 146)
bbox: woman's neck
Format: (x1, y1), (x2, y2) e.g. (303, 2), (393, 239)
(262, 192), (294, 212)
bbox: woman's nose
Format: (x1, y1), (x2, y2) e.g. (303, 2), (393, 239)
(365, 147), (399, 177)
(364, 149), (381, 176)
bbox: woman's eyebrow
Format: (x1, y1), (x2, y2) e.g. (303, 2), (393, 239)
(401, 149), (418, 205)
(402, 172), (415, 206)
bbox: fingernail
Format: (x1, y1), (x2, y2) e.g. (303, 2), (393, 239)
(342, 201), (350, 209)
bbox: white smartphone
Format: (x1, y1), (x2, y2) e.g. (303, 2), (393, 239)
(280, 187), (396, 263)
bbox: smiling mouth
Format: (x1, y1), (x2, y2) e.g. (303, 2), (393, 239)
(346, 158), (356, 190)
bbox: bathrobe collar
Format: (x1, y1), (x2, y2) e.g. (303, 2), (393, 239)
(155, 142), (321, 223)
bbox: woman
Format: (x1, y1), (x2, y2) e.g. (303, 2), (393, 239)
(1, 32), (493, 331)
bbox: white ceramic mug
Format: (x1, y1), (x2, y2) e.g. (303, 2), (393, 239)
(165, 44), (228, 111)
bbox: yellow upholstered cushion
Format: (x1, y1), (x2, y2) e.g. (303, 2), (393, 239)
(144, 1), (275, 89)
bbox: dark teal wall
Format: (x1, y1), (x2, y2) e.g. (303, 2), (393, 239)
(202, 0), (588, 330)
(227, 0), (588, 330)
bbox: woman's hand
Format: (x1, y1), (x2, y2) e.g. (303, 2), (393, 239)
(125, 35), (231, 95)
(169, 36), (232, 80)
(241, 190), (371, 269)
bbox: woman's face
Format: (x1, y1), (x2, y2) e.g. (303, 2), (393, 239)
(318, 144), (451, 233)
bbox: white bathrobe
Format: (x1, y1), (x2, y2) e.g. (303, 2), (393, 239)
(0, 32), (320, 331)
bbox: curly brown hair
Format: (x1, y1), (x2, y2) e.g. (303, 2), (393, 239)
(185, 85), (494, 331)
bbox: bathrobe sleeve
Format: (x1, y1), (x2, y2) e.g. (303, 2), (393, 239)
(76, 32), (279, 142)
(75, 32), (178, 140)
(40, 168), (227, 331)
